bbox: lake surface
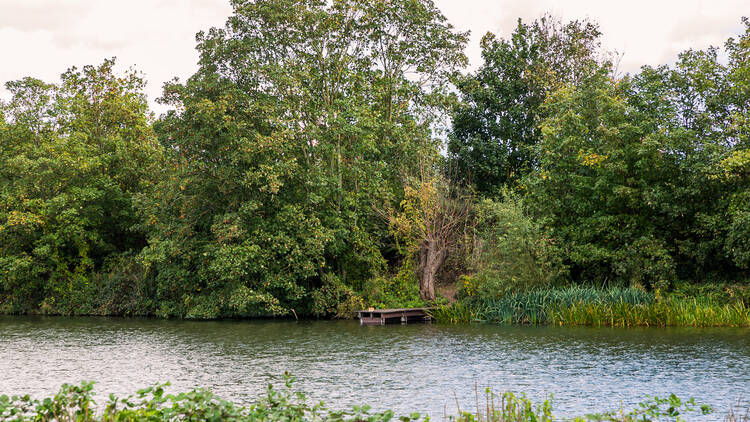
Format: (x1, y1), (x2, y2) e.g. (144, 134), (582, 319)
(0, 316), (748, 420)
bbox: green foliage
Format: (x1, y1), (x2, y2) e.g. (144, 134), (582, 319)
(0, 374), (423, 422)
(360, 270), (425, 310)
(452, 389), (712, 422)
(140, 0), (468, 317)
(310, 273), (363, 318)
(0, 376), (718, 422)
(0, 59), (163, 314)
(0, 381), (97, 421)
(468, 286), (653, 325)
(670, 281), (750, 307)
(522, 19), (750, 288)
(526, 72), (674, 289)
(451, 17), (750, 294)
(467, 196), (566, 300)
(584, 394), (712, 422)
(449, 15), (609, 194)
(719, 31), (750, 268)
(0, 5), (747, 319)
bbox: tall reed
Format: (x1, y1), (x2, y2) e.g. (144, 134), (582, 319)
(548, 298), (750, 327)
(433, 287), (750, 327)
(471, 286), (653, 325)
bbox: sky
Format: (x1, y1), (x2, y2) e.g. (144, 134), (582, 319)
(0, 0), (746, 115)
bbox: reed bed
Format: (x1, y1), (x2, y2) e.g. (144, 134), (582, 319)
(432, 287), (750, 327)
(548, 298), (750, 327)
(428, 301), (486, 323)
(474, 286), (653, 324)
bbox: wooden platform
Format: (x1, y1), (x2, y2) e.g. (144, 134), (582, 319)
(357, 308), (432, 325)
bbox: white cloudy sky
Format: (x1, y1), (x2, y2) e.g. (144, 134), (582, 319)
(0, 0), (746, 114)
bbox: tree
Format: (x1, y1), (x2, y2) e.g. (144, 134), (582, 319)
(526, 72), (679, 288)
(0, 59), (162, 313)
(720, 17), (750, 270)
(525, 20), (750, 287)
(143, 0), (468, 317)
(387, 165), (472, 301)
(449, 15), (608, 194)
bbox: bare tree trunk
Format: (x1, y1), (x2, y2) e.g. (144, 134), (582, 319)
(418, 240), (447, 301)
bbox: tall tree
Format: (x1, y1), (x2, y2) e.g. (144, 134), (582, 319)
(143, 0), (468, 317)
(526, 19), (750, 287)
(0, 59), (162, 313)
(449, 15), (608, 194)
(720, 17), (750, 270)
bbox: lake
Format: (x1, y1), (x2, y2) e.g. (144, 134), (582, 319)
(0, 316), (748, 420)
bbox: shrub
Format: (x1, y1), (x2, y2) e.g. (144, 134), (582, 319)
(468, 196), (566, 300)
(310, 273), (363, 318)
(360, 266), (425, 310)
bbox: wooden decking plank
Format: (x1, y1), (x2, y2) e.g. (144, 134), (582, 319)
(357, 307), (432, 325)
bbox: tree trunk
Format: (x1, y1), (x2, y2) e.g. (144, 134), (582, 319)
(418, 240), (447, 301)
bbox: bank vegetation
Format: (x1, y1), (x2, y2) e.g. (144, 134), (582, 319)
(1, 0), (748, 323)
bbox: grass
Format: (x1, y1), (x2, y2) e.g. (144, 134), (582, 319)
(428, 301), (485, 323)
(430, 286), (750, 327)
(726, 397), (750, 422)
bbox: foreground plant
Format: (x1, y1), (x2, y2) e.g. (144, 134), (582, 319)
(0, 374), (724, 422)
(583, 394), (712, 422)
(451, 388), (712, 422)
(0, 374), (420, 422)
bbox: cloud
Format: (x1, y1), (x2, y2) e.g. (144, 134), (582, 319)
(0, 0), (745, 114)
(0, 0), (232, 113)
(0, 0), (88, 32)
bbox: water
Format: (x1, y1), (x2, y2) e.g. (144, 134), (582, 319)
(1, 316), (748, 420)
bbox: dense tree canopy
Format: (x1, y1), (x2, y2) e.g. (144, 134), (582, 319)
(140, 0), (468, 317)
(524, 18), (750, 288)
(449, 16), (608, 194)
(0, 60), (162, 313)
(0, 4), (747, 317)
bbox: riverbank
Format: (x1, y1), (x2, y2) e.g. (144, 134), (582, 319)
(429, 286), (750, 327)
(0, 376), (728, 422)
(4, 288), (750, 328)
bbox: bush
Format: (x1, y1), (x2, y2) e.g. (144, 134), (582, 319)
(310, 273), (363, 318)
(612, 236), (675, 291)
(467, 196), (566, 300)
(360, 265), (425, 310)
(726, 198), (750, 270)
(670, 281), (750, 307)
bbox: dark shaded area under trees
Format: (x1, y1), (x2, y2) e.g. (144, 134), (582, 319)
(0, 0), (748, 319)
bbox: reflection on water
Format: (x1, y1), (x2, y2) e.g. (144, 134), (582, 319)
(0, 316), (748, 420)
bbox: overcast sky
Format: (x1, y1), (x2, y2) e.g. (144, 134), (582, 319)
(1, 0), (746, 114)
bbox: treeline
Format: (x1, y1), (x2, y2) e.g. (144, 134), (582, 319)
(0, 0), (747, 318)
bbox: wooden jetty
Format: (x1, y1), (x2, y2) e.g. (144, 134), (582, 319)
(357, 308), (432, 325)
